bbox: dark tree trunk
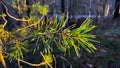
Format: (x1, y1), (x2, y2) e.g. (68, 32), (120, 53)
(26, 0), (31, 17)
(61, 0), (65, 13)
(42, 0), (46, 4)
(113, 0), (120, 19)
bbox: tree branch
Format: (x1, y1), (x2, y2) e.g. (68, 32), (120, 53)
(18, 59), (47, 67)
(0, 1), (29, 22)
(13, 15), (44, 34)
(1, 15), (7, 29)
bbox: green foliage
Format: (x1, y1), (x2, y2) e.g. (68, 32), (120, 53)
(70, 18), (97, 53)
(29, 16), (97, 58)
(11, 0), (17, 6)
(8, 41), (28, 62)
(57, 18), (97, 57)
(1, 13), (7, 17)
(32, 2), (49, 15)
(0, 1), (97, 67)
(0, 25), (10, 42)
(42, 52), (53, 64)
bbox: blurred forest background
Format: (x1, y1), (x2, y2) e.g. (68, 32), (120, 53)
(0, 0), (120, 68)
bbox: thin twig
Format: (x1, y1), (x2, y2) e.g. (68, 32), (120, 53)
(0, 39), (7, 68)
(53, 55), (56, 68)
(13, 15), (44, 33)
(40, 52), (53, 68)
(63, 12), (69, 28)
(6, 2), (32, 10)
(2, 49), (47, 67)
(56, 55), (72, 68)
(2, 16), (8, 29)
(18, 59), (47, 67)
(18, 60), (20, 68)
(0, 1), (29, 22)
(0, 14), (7, 29)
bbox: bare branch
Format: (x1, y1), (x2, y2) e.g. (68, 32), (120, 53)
(53, 55), (56, 68)
(0, 15), (7, 29)
(56, 55), (72, 68)
(18, 59), (47, 67)
(2, 50), (48, 67)
(0, 1), (29, 22)
(13, 15), (44, 33)
(2, 16), (8, 29)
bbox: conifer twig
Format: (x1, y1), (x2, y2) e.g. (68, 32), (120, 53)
(2, 15), (7, 29)
(13, 15), (44, 33)
(18, 59), (47, 67)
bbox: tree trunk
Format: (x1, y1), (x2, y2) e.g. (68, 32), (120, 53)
(26, 0), (31, 17)
(113, 0), (120, 19)
(104, 3), (110, 16)
(61, 0), (65, 13)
